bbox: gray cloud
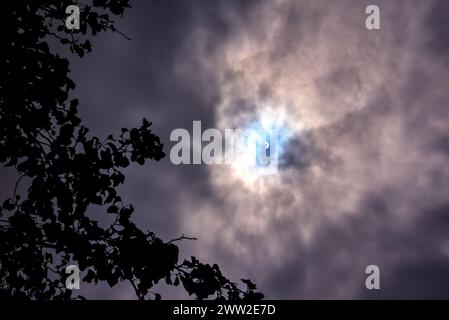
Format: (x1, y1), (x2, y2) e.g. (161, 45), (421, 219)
(175, 0), (449, 299)
(4, 0), (448, 299)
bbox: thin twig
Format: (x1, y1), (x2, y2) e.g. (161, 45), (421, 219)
(168, 234), (198, 244)
(37, 130), (54, 145)
(110, 26), (131, 41)
(128, 278), (144, 300)
(12, 174), (26, 202)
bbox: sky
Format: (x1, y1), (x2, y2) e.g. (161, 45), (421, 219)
(5, 0), (449, 299)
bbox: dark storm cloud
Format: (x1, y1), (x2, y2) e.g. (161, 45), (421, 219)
(423, 0), (449, 63)
(68, 0), (260, 231)
(63, 0), (261, 298)
(44, 0), (449, 299)
(4, 0), (448, 299)
(262, 192), (449, 299)
(176, 0), (449, 300)
(279, 134), (313, 170)
(272, 0), (449, 299)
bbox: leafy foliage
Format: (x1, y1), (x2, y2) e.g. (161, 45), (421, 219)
(0, 0), (263, 300)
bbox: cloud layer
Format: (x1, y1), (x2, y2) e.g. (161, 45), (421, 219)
(175, 0), (449, 298)
(40, 0), (449, 298)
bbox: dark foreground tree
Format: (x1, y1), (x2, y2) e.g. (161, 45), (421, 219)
(0, 1), (263, 300)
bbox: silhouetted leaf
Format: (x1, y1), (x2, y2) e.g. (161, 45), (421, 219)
(0, 0), (262, 302)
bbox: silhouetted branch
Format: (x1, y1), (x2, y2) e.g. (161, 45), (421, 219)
(0, 0), (263, 301)
(110, 26), (132, 41)
(168, 234), (198, 244)
(128, 279), (144, 301)
(12, 174), (26, 203)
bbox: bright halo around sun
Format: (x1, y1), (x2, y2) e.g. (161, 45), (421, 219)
(227, 108), (293, 183)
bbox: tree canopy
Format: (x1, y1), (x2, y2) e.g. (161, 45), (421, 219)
(0, 0), (263, 300)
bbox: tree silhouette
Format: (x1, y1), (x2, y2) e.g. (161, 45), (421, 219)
(0, 0), (263, 300)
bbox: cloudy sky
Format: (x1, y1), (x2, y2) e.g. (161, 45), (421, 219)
(44, 0), (449, 298)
